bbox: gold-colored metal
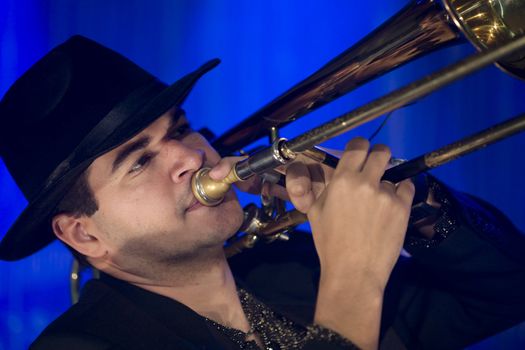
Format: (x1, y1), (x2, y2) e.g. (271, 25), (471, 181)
(302, 147), (329, 164)
(279, 141), (297, 162)
(225, 234), (259, 258)
(191, 167), (241, 206)
(213, 0), (525, 154)
(442, 0), (525, 77)
(285, 35), (525, 155)
(193, 34), (525, 209)
(238, 113), (525, 254)
(225, 207), (308, 257)
(191, 0), (525, 208)
(239, 203), (266, 234)
(269, 126), (279, 143)
(258, 210), (308, 237)
(189, 3), (525, 257)
(70, 0), (525, 302)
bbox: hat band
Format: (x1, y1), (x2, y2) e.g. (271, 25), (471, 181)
(42, 79), (167, 193)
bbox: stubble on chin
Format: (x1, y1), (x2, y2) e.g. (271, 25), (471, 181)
(112, 195), (243, 277)
(112, 231), (221, 279)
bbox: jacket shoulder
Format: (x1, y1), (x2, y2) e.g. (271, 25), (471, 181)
(31, 331), (117, 350)
(31, 280), (121, 349)
(31, 279), (197, 350)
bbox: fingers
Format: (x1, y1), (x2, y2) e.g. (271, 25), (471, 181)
(362, 144), (391, 182)
(336, 138), (392, 186)
(208, 156), (265, 195)
(336, 137), (370, 173)
(395, 179), (415, 206)
(209, 141), (409, 213)
(286, 162), (317, 213)
(378, 179), (415, 213)
(286, 138), (399, 214)
(379, 180), (397, 194)
(337, 139), (413, 209)
(208, 156), (246, 180)
(266, 182), (290, 201)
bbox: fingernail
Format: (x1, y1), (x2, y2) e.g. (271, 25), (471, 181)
(290, 185), (306, 196)
(208, 167), (220, 179)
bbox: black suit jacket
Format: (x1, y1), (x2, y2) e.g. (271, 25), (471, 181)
(31, 190), (525, 350)
(29, 239), (348, 350)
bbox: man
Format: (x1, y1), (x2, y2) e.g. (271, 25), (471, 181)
(0, 36), (524, 350)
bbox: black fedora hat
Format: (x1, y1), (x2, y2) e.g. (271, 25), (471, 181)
(0, 35), (220, 261)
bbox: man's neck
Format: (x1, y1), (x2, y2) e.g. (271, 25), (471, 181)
(102, 248), (251, 333)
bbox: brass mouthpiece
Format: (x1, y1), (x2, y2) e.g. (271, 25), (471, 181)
(191, 167), (242, 206)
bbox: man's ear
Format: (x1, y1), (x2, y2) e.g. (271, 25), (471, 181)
(52, 214), (106, 259)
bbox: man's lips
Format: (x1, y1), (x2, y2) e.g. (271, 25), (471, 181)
(186, 198), (204, 212)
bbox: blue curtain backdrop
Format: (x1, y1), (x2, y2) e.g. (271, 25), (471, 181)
(1, 0), (524, 348)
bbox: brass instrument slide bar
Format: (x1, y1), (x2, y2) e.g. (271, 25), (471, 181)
(233, 36), (525, 181)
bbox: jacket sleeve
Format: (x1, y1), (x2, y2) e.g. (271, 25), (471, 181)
(383, 178), (525, 350)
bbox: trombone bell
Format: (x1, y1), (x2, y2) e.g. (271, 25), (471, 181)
(191, 0), (525, 207)
(443, 0), (525, 78)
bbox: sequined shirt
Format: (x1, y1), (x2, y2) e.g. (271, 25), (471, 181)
(205, 288), (359, 350)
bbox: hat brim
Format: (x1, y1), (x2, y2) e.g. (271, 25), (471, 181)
(0, 59), (220, 261)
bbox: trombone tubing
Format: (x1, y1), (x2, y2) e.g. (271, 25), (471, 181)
(254, 113), (525, 240)
(289, 113), (525, 184)
(382, 112), (525, 183)
(234, 35), (525, 180)
(285, 36), (525, 154)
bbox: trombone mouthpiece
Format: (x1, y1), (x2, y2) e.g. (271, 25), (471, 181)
(191, 167), (241, 206)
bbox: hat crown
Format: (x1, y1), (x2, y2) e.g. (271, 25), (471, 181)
(0, 35), (158, 200)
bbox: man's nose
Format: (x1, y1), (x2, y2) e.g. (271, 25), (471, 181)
(165, 141), (204, 183)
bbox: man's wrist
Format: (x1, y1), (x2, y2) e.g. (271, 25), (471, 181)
(314, 277), (383, 350)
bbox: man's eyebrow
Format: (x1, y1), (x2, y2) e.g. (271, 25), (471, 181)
(111, 137), (150, 174)
(110, 111), (185, 174)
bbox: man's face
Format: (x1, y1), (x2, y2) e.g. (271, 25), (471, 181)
(83, 108), (243, 272)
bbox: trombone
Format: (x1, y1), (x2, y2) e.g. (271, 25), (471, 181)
(189, 0), (525, 255)
(70, 0), (525, 300)
(212, 0), (525, 155)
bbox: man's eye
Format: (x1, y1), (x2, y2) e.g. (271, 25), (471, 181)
(169, 124), (192, 139)
(128, 154), (152, 174)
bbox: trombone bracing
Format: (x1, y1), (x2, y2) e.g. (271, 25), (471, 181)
(71, 0), (525, 299)
(192, 36), (525, 205)
(190, 0), (525, 255)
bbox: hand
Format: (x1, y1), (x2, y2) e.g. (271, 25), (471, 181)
(309, 138), (414, 287)
(284, 153), (335, 213)
(208, 156), (262, 194)
(306, 137), (414, 350)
